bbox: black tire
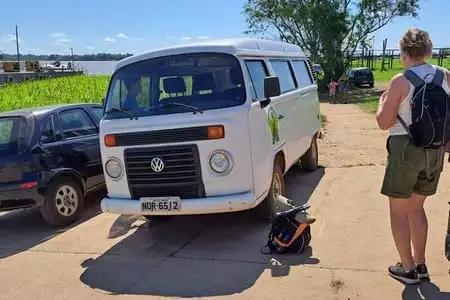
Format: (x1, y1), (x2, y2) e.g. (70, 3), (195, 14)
(300, 136), (319, 172)
(253, 161), (285, 221)
(40, 177), (84, 227)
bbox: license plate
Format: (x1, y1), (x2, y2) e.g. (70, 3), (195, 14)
(140, 197), (181, 212)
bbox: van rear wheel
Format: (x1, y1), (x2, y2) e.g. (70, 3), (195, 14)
(300, 136), (318, 172)
(253, 161), (285, 221)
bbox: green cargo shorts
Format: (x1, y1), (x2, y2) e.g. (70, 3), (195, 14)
(381, 134), (445, 199)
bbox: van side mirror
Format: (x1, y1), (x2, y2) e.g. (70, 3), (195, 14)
(101, 97), (105, 107)
(261, 76), (280, 108)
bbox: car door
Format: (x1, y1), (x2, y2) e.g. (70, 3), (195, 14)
(35, 113), (62, 171)
(290, 59), (319, 153)
(244, 58), (275, 198)
(268, 59), (301, 168)
(56, 107), (103, 192)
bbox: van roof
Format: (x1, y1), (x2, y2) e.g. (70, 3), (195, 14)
(115, 38), (307, 71)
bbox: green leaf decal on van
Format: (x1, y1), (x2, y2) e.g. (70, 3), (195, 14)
(268, 107), (280, 144)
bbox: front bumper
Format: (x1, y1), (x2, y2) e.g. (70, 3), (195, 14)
(100, 192), (258, 215)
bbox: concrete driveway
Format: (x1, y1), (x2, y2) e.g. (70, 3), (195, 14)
(0, 104), (449, 300)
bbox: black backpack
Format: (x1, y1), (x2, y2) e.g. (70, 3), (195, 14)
(261, 205), (312, 255)
(398, 67), (450, 149)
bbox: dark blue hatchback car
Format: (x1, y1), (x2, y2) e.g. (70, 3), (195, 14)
(0, 103), (105, 227)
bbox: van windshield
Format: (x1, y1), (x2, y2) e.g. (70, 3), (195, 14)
(0, 117), (19, 156)
(104, 53), (246, 119)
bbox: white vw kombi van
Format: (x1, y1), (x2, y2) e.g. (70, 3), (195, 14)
(99, 38), (321, 221)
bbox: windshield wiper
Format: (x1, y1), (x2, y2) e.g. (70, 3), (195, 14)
(150, 102), (203, 114)
(105, 107), (138, 120)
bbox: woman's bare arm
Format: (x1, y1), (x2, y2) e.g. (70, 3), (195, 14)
(376, 74), (410, 130)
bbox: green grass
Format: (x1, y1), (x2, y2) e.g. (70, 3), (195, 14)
(357, 96), (379, 114)
(350, 58), (450, 84)
(0, 75), (110, 112)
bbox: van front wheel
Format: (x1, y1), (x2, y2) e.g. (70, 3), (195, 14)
(253, 161), (285, 221)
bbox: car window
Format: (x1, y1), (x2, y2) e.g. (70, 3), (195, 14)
(269, 60), (297, 93)
(245, 60), (268, 101)
(291, 60), (313, 88)
(40, 115), (56, 144)
(59, 108), (97, 139)
(0, 117), (19, 155)
(92, 107), (104, 123)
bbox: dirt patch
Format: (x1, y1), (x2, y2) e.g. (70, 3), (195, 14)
(318, 103), (388, 168)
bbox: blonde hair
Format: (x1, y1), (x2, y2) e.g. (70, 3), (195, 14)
(399, 27), (433, 60)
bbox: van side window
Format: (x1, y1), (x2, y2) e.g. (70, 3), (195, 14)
(291, 60), (313, 88)
(40, 114), (56, 144)
(269, 60), (296, 93)
(245, 60), (268, 101)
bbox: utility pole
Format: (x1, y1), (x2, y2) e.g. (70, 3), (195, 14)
(70, 47), (74, 70)
(15, 25), (20, 71)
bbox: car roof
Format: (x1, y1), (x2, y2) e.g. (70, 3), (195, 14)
(115, 38), (307, 71)
(0, 103), (103, 118)
(351, 67), (372, 71)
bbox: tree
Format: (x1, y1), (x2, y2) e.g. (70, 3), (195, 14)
(243, 0), (420, 86)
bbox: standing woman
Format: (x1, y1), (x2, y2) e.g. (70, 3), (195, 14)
(376, 27), (450, 284)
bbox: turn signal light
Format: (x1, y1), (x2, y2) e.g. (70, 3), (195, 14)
(104, 134), (117, 147)
(207, 125), (225, 140)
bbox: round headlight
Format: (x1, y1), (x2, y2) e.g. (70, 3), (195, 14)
(105, 158), (123, 179)
(209, 150), (233, 174)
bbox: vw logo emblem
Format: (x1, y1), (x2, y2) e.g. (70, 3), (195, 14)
(150, 157), (165, 172)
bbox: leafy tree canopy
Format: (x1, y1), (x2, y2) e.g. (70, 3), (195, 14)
(243, 0), (420, 85)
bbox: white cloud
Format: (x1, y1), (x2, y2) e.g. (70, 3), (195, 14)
(51, 32), (67, 39)
(181, 36), (192, 41)
(86, 46), (95, 50)
(52, 38), (71, 46)
(104, 36), (116, 43)
(197, 36), (209, 39)
(117, 33), (128, 39)
(2, 34), (23, 44)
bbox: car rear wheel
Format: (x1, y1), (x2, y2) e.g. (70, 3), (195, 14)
(40, 177), (84, 227)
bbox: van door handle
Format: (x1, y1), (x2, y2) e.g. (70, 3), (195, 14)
(278, 114), (285, 120)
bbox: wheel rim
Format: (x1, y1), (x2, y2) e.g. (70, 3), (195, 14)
(55, 185), (78, 217)
(272, 172), (283, 209)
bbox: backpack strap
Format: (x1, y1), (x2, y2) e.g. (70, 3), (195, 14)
(397, 115), (413, 140)
(432, 67), (445, 86)
(403, 69), (425, 88)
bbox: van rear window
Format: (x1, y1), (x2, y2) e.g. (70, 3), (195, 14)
(0, 118), (19, 155)
(104, 53), (246, 119)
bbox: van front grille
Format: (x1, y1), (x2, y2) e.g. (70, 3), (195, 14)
(124, 145), (204, 199)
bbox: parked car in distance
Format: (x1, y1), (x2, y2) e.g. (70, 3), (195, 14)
(0, 103), (105, 227)
(345, 67), (374, 88)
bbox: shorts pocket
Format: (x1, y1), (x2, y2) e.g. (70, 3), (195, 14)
(402, 140), (426, 171)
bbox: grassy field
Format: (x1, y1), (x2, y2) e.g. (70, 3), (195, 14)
(357, 96), (378, 114)
(0, 75), (110, 112)
(350, 58), (450, 84)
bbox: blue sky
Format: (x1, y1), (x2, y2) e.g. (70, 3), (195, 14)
(0, 0), (446, 55)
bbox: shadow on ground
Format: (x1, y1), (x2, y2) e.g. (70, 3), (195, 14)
(402, 281), (450, 300)
(0, 188), (105, 259)
(79, 167), (325, 298)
